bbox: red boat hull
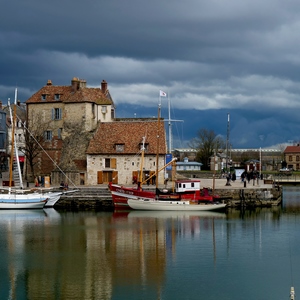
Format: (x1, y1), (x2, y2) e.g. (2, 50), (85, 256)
(109, 183), (156, 209)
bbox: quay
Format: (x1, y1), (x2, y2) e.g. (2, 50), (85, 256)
(52, 177), (282, 210)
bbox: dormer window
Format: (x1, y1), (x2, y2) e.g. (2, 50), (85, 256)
(139, 143), (149, 152)
(115, 144), (124, 152)
(55, 94), (60, 100)
(41, 94), (46, 101)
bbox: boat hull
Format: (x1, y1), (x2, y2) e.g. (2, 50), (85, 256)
(127, 199), (227, 211)
(0, 201), (46, 209)
(0, 193), (48, 209)
(109, 183), (155, 209)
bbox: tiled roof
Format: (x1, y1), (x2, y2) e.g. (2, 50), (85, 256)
(284, 146), (300, 153)
(26, 79), (114, 105)
(86, 120), (166, 155)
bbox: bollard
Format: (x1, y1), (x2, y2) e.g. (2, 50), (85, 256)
(244, 181), (246, 188)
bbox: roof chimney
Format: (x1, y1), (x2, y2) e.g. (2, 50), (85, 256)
(71, 77), (80, 92)
(101, 80), (108, 93)
(47, 80), (52, 86)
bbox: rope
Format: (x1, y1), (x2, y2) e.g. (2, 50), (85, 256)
(16, 115), (78, 188)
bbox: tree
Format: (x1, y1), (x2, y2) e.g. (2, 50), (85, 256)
(18, 111), (51, 181)
(189, 128), (225, 170)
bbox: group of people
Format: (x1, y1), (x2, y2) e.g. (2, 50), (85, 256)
(240, 170), (260, 183)
(60, 181), (69, 190)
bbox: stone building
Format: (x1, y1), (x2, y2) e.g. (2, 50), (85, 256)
(283, 145), (300, 170)
(25, 78), (115, 184)
(86, 119), (166, 185)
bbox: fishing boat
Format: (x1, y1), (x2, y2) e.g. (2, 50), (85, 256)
(127, 179), (226, 211)
(127, 198), (226, 211)
(109, 92), (223, 211)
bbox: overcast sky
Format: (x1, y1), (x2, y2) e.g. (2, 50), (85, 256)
(1, 0), (300, 149)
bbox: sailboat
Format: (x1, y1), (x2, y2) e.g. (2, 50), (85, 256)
(0, 89), (48, 209)
(10, 92), (79, 208)
(109, 91), (226, 211)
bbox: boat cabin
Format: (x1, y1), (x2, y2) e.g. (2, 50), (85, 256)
(175, 180), (201, 193)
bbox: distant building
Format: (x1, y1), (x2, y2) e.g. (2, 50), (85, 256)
(283, 145), (300, 170)
(176, 157), (202, 171)
(173, 148), (197, 161)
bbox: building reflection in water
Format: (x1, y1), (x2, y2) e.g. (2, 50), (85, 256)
(0, 209), (226, 299)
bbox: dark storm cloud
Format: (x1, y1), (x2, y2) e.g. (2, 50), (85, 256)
(1, 0), (300, 148)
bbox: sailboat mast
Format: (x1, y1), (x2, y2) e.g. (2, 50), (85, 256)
(139, 136), (146, 185)
(168, 94), (172, 153)
(8, 89), (18, 188)
(155, 101), (161, 189)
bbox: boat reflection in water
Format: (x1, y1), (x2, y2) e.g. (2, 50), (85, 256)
(1, 189), (299, 299)
(127, 210), (226, 219)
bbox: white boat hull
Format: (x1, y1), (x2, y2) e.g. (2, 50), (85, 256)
(0, 193), (48, 209)
(127, 199), (227, 211)
(0, 201), (46, 209)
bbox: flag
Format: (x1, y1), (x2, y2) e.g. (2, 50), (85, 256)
(160, 90), (167, 97)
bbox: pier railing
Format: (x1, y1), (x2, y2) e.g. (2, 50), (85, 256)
(273, 174), (300, 185)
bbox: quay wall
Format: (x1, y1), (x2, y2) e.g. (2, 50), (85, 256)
(54, 185), (282, 210)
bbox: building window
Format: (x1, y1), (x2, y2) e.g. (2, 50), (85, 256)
(52, 108), (62, 120)
(105, 158), (110, 168)
(58, 128), (62, 139)
(101, 106), (107, 113)
(104, 158), (116, 169)
(115, 144), (124, 152)
(54, 94), (60, 100)
(41, 94), (46, 100)
(44, 131), (52, 141)
(297, 156), (299, 161)
(92, 103), (95, 119)
(289, 155), (292, 161)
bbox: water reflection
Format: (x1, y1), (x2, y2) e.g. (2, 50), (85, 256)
(282, 186), (300, 212)
(0, 186), (299, 299)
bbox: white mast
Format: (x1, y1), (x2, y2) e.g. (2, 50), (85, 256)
(168, 93), (172, 153)
(164, 92), (183, 153)
(14, 89), (23, 189)
(9, 89), (24, 189)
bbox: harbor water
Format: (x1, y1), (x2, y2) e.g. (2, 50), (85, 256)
(1, 187), (300, 300)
